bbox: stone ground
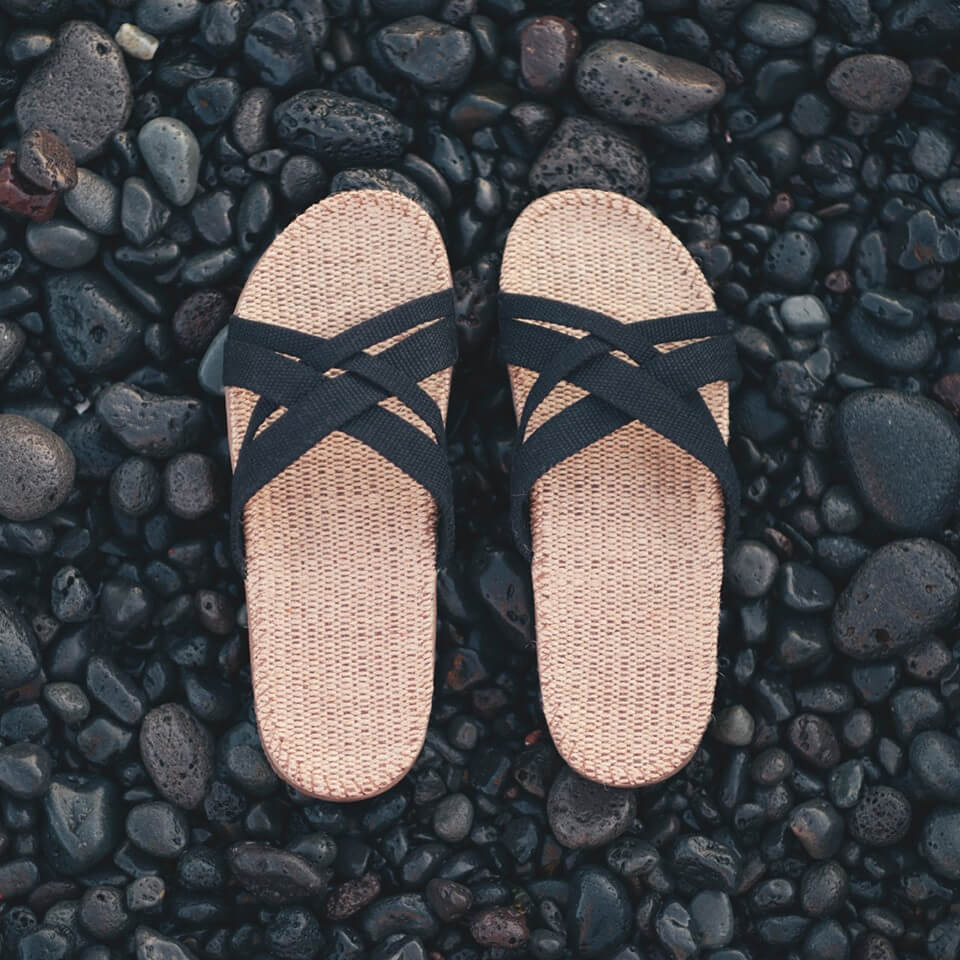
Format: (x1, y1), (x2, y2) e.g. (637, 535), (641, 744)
(0, 0), (959, 959)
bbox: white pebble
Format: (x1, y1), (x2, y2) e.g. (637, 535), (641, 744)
(115, 23), (159, 61)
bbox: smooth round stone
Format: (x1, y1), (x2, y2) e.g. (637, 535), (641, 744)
(45, 272), (144, 376)
(0, 742), (52, 799)
(0, 588), (40, 690)
(529, 115), (649, 202)
(836, 391), (960, 535)
(575, 40), (725, 126)
(788, 799), (845, 859)
(725, 539), (779, 598)
(519, 16), (580, 96)
(42, 774), (119, 875)
(763, 230), (820, 291)
(274, 90), (411, 166)
(64, 168), (122, 235)
(690, 890), (734, 949)
(547, 765), (635, 849)
(800, 861), (847, 917)
(787, 714), (841, 769)
(140, 703), (214, 810)
(922, 807), (960, 879)
(826, 54), (912, 113)
(0, 319), (26, 378)
(122, 176), (171, 247)
(16, 21), (133, 162)
(138, 117), (201, 207)
(0, 414), (75, 521)
(567, 866), (632, 958)
(846, 305), (935, 373)
(17, 128), (77, 193)
(780, 295), (830, 335)
(713, 704), (755, 746)
(374, 16), (475, 92)
(833, 538), (960, 661)
(848, 786), (911, 846)
(26, 219), (98, 268)
(126, 801), (189, 858)
(739, 3), (816, 47)
(136, 0), (204, 34)
(433, 793), (474, 843)
(910, 732), (960, 802)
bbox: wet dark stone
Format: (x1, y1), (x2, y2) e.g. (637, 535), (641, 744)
(0, 415), (75, 521)
(885, 0), (960, 53)
(848, 786), (911, 847)
(910, 732), (960, 802)
(244, 11), (314, 90)
(922, 807), (960, 879)
(529, 116), (648, 202)
(96, 383), (209, 457)
(42, 774), (119, 875)
(575, 41), (725, 126)
(274, 90), (411, 166)
(140, 704), (214, 810)
(26, 219), (98, 269)
(16, 21), (133, 163)
(374, 16), (475, 92)
(326, 873), (381, 920)
(835, 391), (960, 534)
(547, 765), (635, 849)
(17, 129), (77, 193)
(800, 861), (847, 916)
(520, 17), (580, 96)
(568, 867), (631, 957)
(126, 801), (189, 858)
(832, 538), (960, 660)
(163, 453), (219, 520)
(0, 742), (52, 799)
(655, 900), (699, 959)
(788, 799), (845, 859)
(825, 55), (912, 113)
(671, 835), (742, 893)
(890, 208), (960, 270)
(80, 884), (131, 940)
(788, 714), (841, 769)
(227, 841), (329, 903)
(363, 894), (439, 942)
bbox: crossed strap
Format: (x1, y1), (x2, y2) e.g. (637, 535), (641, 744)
(499, 293), (741, 560)
(223, 290), (457, 577)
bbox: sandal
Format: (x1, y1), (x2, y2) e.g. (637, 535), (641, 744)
(500, 189), (739, 786)
(224, 191), (456, 801)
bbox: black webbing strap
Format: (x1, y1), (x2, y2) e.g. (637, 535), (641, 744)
(499, 293), (740, 560)
(224, 289), (457, 576)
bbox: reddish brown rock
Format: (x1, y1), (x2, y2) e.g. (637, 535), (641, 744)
(469, 907), (530, 948)
(0, 154), (59, 222)
(520, 17), (580, 96)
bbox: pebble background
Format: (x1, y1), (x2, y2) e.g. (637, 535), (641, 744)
(0, 0), (958, 959)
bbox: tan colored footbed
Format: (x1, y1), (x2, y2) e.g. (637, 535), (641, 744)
(226, 191), (452, 801)
(501, 189), (728, 787)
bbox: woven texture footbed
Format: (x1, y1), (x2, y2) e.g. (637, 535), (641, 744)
(226, 191), (452, 801)
(501, 189), (728, 787)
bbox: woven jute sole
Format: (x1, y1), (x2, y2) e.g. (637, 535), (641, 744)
(226, 191), (452, 801)
(501, 189), (728, 787)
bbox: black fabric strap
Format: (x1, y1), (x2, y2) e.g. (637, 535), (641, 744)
(224, 290), (457, 577)
(499, 292), (740, 560)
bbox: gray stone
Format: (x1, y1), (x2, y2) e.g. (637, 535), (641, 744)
(26, 219), (98, 268)
(575, 40), (725, 126)
(65, 168), (122, 235)
(138, 117), (201, 207)
(0, 414), (75, 521)
(374, 16), (475, 92)
(826, 54), (912, 113)
(16, 21), (133, 162)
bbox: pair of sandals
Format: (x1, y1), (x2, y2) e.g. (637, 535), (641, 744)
(224, 188), (739, 802)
